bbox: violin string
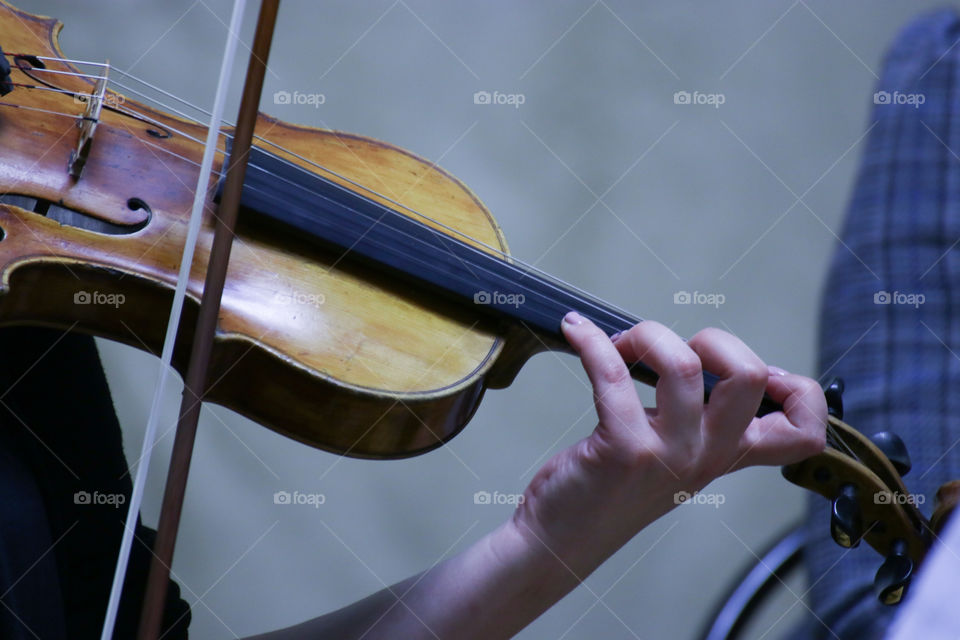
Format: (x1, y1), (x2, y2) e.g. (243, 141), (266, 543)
(10, 55), (863, 522)
(104, 126), (631, 330)
(23, 55), (636, 322)
(825, 422), (856, 460)
(116, 125), (641, 330)
(109, 68), (481, 244)
(0, 100), (83, 117)
(111, 75), (519, 262)
(0, 90), (530, 327)
(98, 65), (641, 321)
(2, 52), (110, 67)
(233, 154), (641, 325)
(110, 78), (217, 126)
(0, 95), (174, 128)
(112, 67), (218, 118)
(8, 82), (80, 96)
(3, 69), (226, 153)
(6, 55), (808, 419)
(113, 128), (640, 326)
(10, 54), (643, 325)
(251, 141), (642, 322)
(8, 65), (105, 80)
(10, 56), (643, 329)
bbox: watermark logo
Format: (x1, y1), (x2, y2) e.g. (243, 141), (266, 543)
(674, 290), (725, 308)
(273, 90), (326, 108)
(74, 290), (125, 308)
(73, 92), (125, 108)
(273, 490), (326, 508)
(874, 290), (924, 308)
(873, 91), (925, 109)
(473, 90), (525, 109)
(673, 90), (725, 108)
(274, 289), (325, 308)
(674, 490), (726, 508)
(874, 491), (925, 506)
(474, 290), (525, 308)
(74, 490), (126, 508)
(473, 490), (525, 505)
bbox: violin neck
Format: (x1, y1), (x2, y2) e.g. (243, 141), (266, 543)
(232, 146), (641, 340)
(230, 146), (781, 417)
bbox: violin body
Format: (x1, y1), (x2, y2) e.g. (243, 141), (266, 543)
(0, 1), (540, 458)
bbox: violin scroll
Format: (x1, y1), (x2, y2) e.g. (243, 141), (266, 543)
(781, 379), (932, 605)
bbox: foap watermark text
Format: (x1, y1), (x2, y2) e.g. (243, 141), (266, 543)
(74, 290), (125, 308)
(674, 490), (725, 508)
(674, 290), (725, 308)
(674, 90), (725, 108)
(274, 289), (325, 308)
(74, 490), (126, 508)
(273, 90), (325, 108)
(473, 90), (525, 108)
(873, 91), (925, 108)
(874, 491), (925, 506)
(874, 290), (924, 308)
(474, 290), (525, 308)
(474, 490), (525, 505)
(274, 490), (326, 508)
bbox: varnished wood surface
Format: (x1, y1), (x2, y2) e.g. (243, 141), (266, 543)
(0, 0), (522, 456)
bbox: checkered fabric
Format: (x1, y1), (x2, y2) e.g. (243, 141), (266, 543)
(797, 8), (960, 639)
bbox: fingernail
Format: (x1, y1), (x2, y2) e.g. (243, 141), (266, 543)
(563, 311), (583, 325)
(609, 331), (624, 343)
(768, 365), (788, 376)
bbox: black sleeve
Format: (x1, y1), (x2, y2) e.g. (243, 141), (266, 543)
(0, 327), (191, 639)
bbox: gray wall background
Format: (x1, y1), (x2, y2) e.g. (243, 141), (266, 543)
(15, 1), (951, 638)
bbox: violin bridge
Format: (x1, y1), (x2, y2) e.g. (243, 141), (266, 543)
(68, 60), (109, 179)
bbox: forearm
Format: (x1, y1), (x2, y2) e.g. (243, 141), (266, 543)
(247, 317), (825, 640)
(247, 517), (600, 640)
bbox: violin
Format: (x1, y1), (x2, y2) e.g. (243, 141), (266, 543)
(1, 3), (793, 460)
(0, 1), (952, 636)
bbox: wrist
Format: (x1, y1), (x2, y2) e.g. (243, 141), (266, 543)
(510, 449), (680, 571)
(482, 516), (583, 614)
(505, 492), (638, 586)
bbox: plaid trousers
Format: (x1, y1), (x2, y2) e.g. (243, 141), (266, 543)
(798, 8), (960, 639)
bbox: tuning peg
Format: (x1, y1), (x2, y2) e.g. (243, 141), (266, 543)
(830, 483), (862, 548)
(874, 539), (912, 605)
(869, 431), (911, 477)
(823, 377), (844, 420)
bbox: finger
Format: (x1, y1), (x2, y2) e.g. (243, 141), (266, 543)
(729, 370), (827, 469)
(561, 312), (646, 430)
(687, 328), (768, 450)
(612, 320), (703, 442)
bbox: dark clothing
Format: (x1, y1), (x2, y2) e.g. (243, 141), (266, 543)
(798, 8), (960, 639)
(0, 327), (190, 639)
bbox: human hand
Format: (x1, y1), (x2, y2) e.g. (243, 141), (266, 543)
(510, 313), (826, 575)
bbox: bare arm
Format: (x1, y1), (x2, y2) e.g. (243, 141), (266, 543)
(249, 314), (826, 639)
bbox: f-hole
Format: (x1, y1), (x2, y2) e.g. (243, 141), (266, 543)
(0, 194), (151, 235)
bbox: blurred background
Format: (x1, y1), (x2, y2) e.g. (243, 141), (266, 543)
(12, 1), (952, 638)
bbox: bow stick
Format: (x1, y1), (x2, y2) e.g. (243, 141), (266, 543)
(98, 0), (249, 637)
(135, 2), (281, 638)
